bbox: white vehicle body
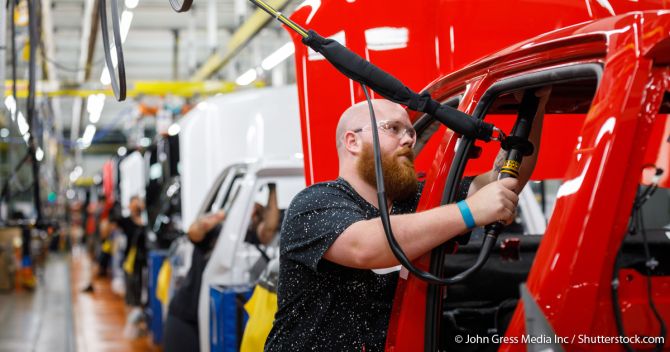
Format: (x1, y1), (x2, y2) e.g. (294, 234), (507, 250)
(119, 151), (146, 215)
(178, 85), (301, 231)
(197, 158), (305, 352)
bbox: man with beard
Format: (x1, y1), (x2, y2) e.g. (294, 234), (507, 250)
(266, 93), (548, 351)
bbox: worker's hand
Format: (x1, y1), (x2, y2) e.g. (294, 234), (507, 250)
(465, 178), (519, 226)
(188, 210), (226, 243)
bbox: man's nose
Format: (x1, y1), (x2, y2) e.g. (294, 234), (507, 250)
(399, 131), (415, 148)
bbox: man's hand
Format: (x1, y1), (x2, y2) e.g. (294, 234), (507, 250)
(188, 210), (226, 243)
(465, 178), (519, 226)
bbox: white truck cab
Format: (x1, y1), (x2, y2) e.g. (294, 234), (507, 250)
(196, 157), (304, 351)
(176, 85), (304, 351)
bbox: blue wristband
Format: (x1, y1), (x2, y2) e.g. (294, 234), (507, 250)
(457, 200), (476, 229)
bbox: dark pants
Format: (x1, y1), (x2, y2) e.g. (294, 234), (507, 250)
(164, 314), (200, 352)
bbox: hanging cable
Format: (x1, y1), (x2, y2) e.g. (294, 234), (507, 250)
(26, 0), (42, 222)
(99, 0), (127, 100)
(169, 0), (193, 13)
(362, 84), (538, 285)
(9, 0), (17, 120)
(244, 0), (499, 142)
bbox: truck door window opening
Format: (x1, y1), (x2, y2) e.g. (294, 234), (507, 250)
(430, 63), (604, 351)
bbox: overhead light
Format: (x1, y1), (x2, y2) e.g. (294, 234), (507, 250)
(0, 128), (9, 138)
(87, 93), (106, 123)
(120, 10), (134, 43)
(17, 112), (29, 136)
(100, 68), (111, 85)
(4, 96), (16, 119)
(125, 0), (139, 9)
(236, 69), (258, 86)
(117, 146), (128, 156)
(70, 166), (83, 182)
(35, 147), (44, 161)
(110, 45), (118, 67)
(82, 124), (97, 147)
(167, 123), (181, 136)
(140, 137), (152, 147)
(261, 42), (295, 70)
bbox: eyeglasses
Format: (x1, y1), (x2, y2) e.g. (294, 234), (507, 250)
(352, 120), (416, 140)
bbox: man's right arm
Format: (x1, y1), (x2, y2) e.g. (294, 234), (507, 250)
(323, 178), (519, 269)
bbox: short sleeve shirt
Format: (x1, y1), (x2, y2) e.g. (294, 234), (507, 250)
(264, 178), (422, 352)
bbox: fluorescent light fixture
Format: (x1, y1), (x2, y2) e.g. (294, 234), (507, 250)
(100, 67), (111, 85)
(17, 112), (29, 136)
(125, 0), (139, 9)
(261, 42), (295, 70)
(117, 146), (128, 156)
(0, 128), (9, 138)
(35, 147), (44, 161)
(120, 10), (134, 43)
(4, 96), (16, 119)
(110, 45), (118, 67)
(82, 124), (97, 147)
(69, 166), (83, 182)
(235, 69), (258, 86)
(87, 93), (106, 123)
(168, 123), (181, 136)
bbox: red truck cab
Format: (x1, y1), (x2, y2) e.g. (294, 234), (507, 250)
(288, 1), (670, 351)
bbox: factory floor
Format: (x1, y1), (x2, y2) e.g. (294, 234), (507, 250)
(0, 251), (160, 352)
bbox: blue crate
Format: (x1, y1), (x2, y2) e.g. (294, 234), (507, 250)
(210, 285), (253, 352)
(148, 250), (168, 345)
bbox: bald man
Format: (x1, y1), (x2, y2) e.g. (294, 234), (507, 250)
(266, 93), (548, 351)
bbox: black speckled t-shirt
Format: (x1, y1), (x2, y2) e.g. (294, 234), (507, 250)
(265, 177), (422, 352)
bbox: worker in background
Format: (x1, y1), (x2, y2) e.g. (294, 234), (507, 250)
(164, 183), (281, 352)
(115, 195), (148, 337)
(265, 90), (550, 351)
(97, 218), (114, 277)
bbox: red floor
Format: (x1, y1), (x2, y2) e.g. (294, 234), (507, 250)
(70, 253), (161, 352)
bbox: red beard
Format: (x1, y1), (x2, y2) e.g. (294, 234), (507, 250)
(357, 143), (418, 202)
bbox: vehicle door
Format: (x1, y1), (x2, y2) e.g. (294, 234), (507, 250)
(387, 11), (670, 352)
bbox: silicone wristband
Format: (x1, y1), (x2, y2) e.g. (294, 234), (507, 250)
(457, 200), (476, 229)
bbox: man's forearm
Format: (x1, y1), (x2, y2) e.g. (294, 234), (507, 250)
(325, 205), (467, 269)
(258, 186), (280, 244)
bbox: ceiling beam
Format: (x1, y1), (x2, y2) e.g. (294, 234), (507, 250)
(190, 0), (291, 81)
(4, 79), (243, 98)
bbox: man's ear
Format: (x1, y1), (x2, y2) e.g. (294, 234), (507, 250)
(343, 131), (362, 155)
